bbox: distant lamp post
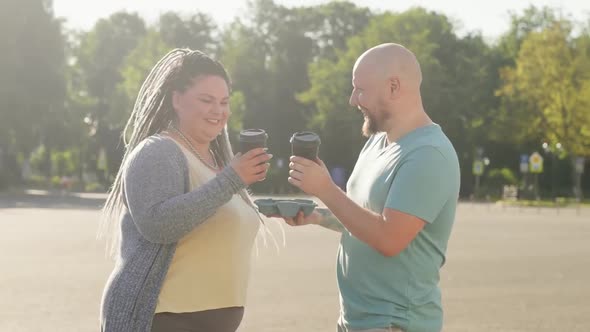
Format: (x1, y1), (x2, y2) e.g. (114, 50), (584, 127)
(472, 147), (489, 199)
(529, 151), (544, 200)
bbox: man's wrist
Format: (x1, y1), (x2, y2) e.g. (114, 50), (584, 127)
(316, 207), (331, 224)
(316, 207), (345, 232)
(317, 181), (340, 202)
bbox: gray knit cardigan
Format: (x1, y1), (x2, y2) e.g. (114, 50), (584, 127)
(99, 135), (247, 331)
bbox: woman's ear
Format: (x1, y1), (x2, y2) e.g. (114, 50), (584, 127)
(171, 90), (182, 115)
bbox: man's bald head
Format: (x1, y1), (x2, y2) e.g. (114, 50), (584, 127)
(353, 43), (423, 92)
(349, 43), (426, 137)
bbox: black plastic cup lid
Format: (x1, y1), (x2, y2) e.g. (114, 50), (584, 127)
(290, 131), (320, 144)
(240, 129), (268, 142)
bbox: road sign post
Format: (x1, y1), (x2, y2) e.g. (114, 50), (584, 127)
(529, 152), (544, 200)
(473, 160), (484, 198)
(520, 154), (529, 174)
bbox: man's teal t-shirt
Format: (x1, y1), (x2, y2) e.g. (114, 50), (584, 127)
(338, 124), (460, 332)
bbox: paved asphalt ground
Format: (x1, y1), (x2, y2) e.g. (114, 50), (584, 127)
(0, 191), (588, 332)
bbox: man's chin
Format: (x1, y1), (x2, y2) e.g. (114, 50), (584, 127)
(362, 119), (376, 137)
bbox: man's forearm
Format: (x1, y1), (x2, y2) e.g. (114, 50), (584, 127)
(318, 183), (387, 251)
(316, 207), (346, 233)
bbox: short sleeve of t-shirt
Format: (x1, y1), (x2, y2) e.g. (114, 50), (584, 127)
(385, 146), (455, 224)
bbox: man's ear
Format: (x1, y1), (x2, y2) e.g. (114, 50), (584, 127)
(389, 77), (400, 98)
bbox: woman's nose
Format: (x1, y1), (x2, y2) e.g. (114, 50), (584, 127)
(210, 103), (222, 115)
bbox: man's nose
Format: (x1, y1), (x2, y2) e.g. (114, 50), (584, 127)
(349, 92), (356, 107)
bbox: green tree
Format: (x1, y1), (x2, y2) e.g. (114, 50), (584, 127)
(297, 1), (371, 61)
(72, 12), (146, 184)
(219, 0), (305, 192)
(75, 12), (146, 124)
(497, 20), (590, 197)
(497, 6), (561, 64)
(158, 12), (217, 54)
(491, 6), (564, 146)
(300, 8), (498, 195)
(0, 0), (66, 184)
(114, 29), (171, 128)
(220, 0), (373, 192)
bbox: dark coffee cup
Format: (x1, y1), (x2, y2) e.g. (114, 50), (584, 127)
(290, 131), (321, 161)
(239, 129), (268, 154)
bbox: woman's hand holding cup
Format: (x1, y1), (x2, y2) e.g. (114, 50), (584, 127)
(231, 148), (272, 185)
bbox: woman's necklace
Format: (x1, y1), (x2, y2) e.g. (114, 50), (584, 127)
(172, 127), (219, 171)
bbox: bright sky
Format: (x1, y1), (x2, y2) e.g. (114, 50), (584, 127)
(54, 0), (589, 39)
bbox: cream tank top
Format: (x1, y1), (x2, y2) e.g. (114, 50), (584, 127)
(155, 141), (260, 313)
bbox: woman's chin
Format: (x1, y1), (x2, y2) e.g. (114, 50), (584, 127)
(205, 129), (224, 141)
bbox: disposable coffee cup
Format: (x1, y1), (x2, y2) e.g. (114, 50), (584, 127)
(290, 131), (321, 162)
(239, 129), (268, 154)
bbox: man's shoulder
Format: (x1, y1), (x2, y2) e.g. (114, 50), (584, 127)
(401, 144), (460, 182)
(403, 127), (458, 166)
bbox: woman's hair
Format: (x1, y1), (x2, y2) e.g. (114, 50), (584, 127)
(98, 49), (271, 257)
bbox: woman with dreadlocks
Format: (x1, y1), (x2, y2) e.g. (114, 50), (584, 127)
(99, 49), (272, 332)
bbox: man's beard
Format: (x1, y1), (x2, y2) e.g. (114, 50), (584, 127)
(361, 106), (388, 137)
(362, 112), (378, 137)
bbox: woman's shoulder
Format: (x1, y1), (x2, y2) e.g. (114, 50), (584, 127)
(124, 134), (186, 170)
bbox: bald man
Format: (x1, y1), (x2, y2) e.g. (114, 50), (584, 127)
(283, 43), (460, 332)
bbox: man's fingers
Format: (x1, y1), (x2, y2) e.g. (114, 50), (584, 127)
(289, 162), (306, 173)
(294, 211), (305, 225)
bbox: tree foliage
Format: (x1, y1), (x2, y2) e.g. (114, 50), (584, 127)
(1, 1), (588, 196)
